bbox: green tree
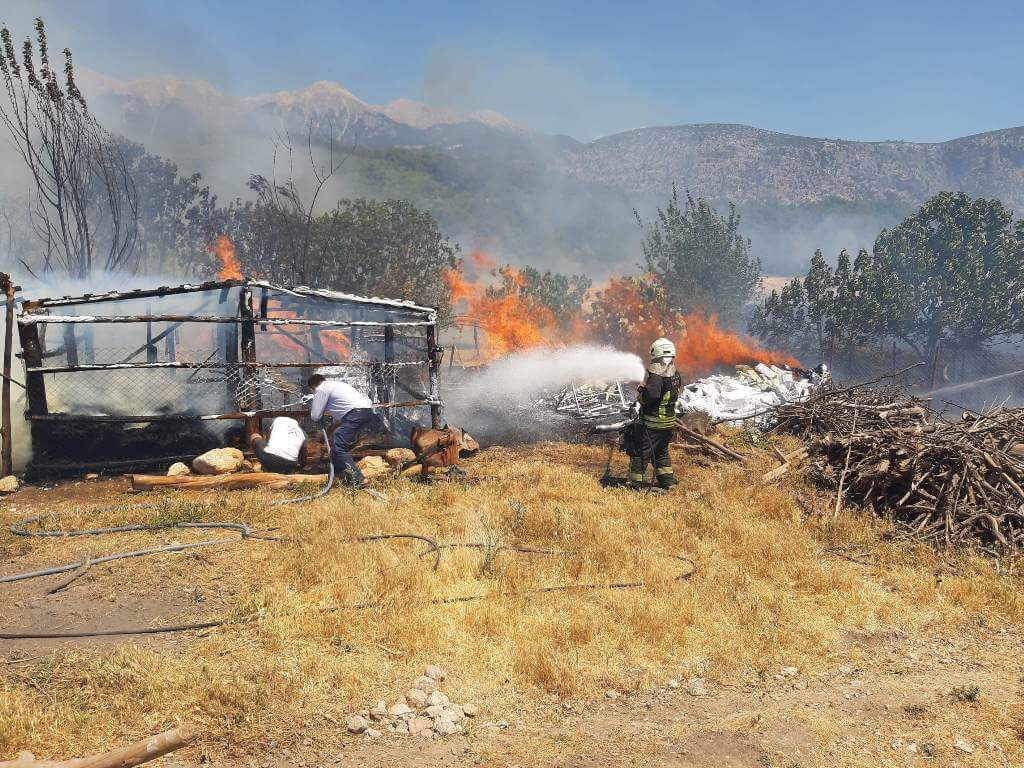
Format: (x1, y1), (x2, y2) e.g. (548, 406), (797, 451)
(872, 192), (1024, 368)
(486, 265), (591, 326)
(638, 186), (761, 325)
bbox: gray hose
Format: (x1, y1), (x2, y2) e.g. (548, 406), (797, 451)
(271, 426), (335, 505)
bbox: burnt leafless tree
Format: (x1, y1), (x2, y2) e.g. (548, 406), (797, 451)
(246, 119), (355, 284)
(0, 18), (138, 278)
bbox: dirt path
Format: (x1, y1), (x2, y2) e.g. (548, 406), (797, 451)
(149, 626), (1021, 768)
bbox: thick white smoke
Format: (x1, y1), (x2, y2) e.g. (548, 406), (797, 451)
(442, 344), (643, 444)
(464, 344), (643, 401)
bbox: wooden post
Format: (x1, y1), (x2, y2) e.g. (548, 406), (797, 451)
(238, 286), (260, 441)
(17, 319), (48, 456)
(0, 273), (15, 477)
(383, 324), (395, 405)
(426, 320), (442, 428)
(62, 324), (78, 367)
(145, 303), (157, 363)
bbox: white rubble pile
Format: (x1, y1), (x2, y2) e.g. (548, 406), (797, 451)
(346, 665), (478, 740)
(677, 363), (825, 425)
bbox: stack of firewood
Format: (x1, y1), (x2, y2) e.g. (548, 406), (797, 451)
(770, 382), (1024, 553)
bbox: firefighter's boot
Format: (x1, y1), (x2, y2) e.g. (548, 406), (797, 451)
(656, 468), (678, 489)
(627, 456), (646, 489)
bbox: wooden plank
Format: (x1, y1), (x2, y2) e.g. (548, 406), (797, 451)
(0, 725), (197, 768)
(130, 472), (329, 491)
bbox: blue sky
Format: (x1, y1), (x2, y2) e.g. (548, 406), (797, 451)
(1, 0), (1019, 142)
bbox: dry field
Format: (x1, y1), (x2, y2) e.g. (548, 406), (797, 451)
(1, 438), (1023, 767)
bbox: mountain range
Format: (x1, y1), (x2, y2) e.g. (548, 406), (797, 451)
(77, 71), (1024, 275)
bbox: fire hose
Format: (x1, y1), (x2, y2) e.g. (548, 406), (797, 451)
(0, 426), (338, 586)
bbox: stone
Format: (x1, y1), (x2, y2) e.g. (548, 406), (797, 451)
(388, 702), (413, 720)
(426, 690), (450, 707)
(780, 666), (799, 678)
(687, 677), (708, 697)
(369, 700), (388, 720)
(953, 737), (974, 753)
(424, 705), (446, 719)
(84, 472), (99, 480)
(411, 676), (438, 695)
(192, 447), (244, 475)
(433, 715), (459, 736)
(462, 703), (479, 718)
(365, 728), (382, 740)
(408, 716), (432, 735)
(393, 721), (409, 735)
(0, 475), (20, 493)
(356, 455), (389, 479)
(346, 715), (368, 734)
(605, 689), (621, 700)
(667, 679), (680, 690)
(424, 664), (447, 682)
(405, 688), (429, 709)
(385, 448), (417, 468)
(443, 704), (465, 723)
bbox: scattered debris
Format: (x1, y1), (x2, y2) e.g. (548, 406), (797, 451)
(678, 363), (824, 425)
(553, 381), (629, 420)
(686, 677), (708, 697)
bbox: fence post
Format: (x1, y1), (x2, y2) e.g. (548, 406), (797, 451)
(0, 273), (14, 476)
(426, 319), (442, 428)
(238, 285), (261, 441)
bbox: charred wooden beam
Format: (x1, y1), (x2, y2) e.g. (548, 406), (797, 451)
(28, 400), (434, 423)
(20, 314), (435, 327)
(23, 280), (240, 310)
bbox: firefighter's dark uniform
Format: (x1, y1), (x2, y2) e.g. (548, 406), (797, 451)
(629, 364), (681, 487)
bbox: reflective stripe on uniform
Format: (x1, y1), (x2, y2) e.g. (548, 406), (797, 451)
(655, 466), (674, 476)
(628, 472), (645, 482)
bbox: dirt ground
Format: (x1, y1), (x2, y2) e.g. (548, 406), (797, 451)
(2, 445), (1023, 767)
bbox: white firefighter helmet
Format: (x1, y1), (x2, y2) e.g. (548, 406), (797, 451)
(650, 337), (676, 360)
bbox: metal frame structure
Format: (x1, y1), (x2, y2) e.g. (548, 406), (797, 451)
(13, 278), (443, 475)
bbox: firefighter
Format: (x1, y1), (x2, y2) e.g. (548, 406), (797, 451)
(628, 337), (682, 489)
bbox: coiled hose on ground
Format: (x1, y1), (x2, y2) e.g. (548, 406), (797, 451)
(1, 427), (337, 585)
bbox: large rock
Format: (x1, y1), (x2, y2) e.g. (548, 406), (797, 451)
(0, 475), (19, 494)
(167, 462), (191, 477)
(346, 715), (368, 734)
(192, 448), (244, 475)
(384, 448), (416, 468)
(356, 455), (390, 479)
(405, 688), (429, 709)
(424, 664), (447, 682)
(410, 675), (438, 695)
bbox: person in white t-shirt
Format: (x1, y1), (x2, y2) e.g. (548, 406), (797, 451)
(248, 416), (309, 473)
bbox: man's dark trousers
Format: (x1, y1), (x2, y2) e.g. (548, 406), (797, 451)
(330, 408), (375, 484)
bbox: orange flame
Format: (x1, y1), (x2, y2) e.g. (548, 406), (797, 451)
(445, 262), (559, 356)
(446, 255), (799, 376)
(209, 234), (242, 280)
(262, 298), (351, 362)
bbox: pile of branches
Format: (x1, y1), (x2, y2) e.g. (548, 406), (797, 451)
(772, 381), (1024, 553)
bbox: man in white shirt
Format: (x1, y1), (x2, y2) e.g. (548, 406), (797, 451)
(248, 416), (309, 474)
(308, 373), (376, 487)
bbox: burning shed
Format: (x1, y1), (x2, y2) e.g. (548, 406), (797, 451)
(15, 279), (442, 476)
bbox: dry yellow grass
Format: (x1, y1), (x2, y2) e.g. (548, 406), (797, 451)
(1, 439), (1022, 763)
